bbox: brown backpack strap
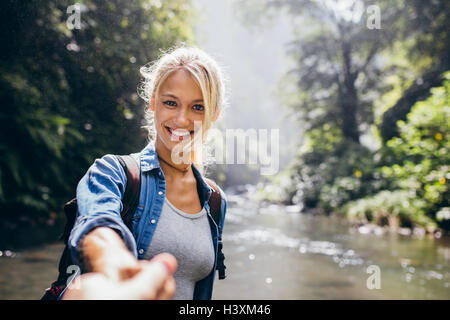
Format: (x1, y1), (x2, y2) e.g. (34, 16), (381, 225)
(117, 155), (141, 230)
(205, 178), (222, 230)
(205, 178), (226, 280)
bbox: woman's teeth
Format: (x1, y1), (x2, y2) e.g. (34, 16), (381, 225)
(173, 130), (190, 136)
(167, 127), (192, 140)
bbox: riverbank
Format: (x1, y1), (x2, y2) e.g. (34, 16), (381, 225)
(304, 208), (449, 240)
(0, 218), (65, 252)
(250, 182), (449, 241)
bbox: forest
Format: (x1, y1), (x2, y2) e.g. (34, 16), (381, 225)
(0, 0), (449, 249)
(240, 0), (450, 234)
(0, 0), (197, 247)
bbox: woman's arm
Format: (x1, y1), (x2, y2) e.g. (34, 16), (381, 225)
(68, 154), (138, 268)
(64, 229), (177, 300)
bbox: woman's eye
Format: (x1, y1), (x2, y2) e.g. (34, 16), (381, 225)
(193, 104), (204, 111)
(163, 100), (177, 107)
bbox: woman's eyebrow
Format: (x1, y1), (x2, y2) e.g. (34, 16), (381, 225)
(161, 93), (203, 103)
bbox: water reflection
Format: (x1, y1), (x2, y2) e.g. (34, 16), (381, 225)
(214, 194), (450, 299)
(0, 250), (18, 258)
(228, 227), (365, 268)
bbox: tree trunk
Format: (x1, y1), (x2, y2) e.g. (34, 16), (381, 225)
(338, 41), (360, 143)
(379, 68), (446, 142)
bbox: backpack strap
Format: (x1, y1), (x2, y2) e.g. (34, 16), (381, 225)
(116, 155), (141, 230)
(205, 178), (226, 280)
(205, 178), (222, 228)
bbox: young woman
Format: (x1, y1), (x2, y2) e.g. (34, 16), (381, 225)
(67, 46), (228, 300)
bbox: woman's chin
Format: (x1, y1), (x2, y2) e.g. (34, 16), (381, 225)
(157, 136), (190, 153)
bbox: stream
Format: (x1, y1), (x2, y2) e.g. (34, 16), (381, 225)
(1, 194), (449, 299)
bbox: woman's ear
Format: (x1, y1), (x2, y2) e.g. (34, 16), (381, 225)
(149, 96), (155, 111)
(213, 108), (221, 121)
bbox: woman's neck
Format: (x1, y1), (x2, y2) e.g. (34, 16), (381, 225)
(155, 140), (193, 179)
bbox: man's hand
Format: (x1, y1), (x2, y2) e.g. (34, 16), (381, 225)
(62, 253), (177, 300)
(80, 227), (142, 282)
(63, 227), (178, 300)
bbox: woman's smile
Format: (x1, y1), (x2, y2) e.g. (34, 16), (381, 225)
(165, 126), (194, 141)
(153, 68), (205, 151)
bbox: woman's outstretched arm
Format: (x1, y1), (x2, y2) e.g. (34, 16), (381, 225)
(68, 155), (138, 268)
(64, 227), (177, 300)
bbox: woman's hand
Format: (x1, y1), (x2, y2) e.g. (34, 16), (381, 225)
(63, 253), (177, 300)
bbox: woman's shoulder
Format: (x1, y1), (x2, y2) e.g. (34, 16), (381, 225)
(91, 152), (141, 172)
(82, 154), (130, 188)
(90, 154), (124, 172)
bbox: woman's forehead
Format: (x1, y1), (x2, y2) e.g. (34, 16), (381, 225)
(158, 69), (203, 100)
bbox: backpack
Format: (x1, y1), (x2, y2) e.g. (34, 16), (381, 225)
(41, 155), (226, 300)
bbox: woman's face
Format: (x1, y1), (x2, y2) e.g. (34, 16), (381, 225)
(154, 69), (205, 154)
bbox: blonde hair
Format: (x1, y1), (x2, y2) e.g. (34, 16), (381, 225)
(137, 46), (226, 144)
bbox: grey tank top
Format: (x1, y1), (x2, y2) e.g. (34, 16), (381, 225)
(144, 197), (215, 300)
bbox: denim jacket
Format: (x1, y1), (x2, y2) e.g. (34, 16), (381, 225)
(68, 140), (227, 300)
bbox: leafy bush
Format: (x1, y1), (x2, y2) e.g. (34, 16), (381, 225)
(287, 123), (385, 212)
(341, 72), (450, 230)
(286, 72), (449, 231)
(0, 0), (195, 248)
(342, 190), (435, 229)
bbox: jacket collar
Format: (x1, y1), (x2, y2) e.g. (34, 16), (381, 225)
(139, 140), (160, 172)
(139, 140), (213, 202)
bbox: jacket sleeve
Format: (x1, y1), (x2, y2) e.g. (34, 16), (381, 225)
(68, 154), (138, 268)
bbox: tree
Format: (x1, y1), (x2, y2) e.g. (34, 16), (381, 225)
(0, 0), (195, 247)
(344, 73), (450, 230)
(235, 0), (404, 143)
(235, 0), (450, 215)
(379, 0), (450, 141)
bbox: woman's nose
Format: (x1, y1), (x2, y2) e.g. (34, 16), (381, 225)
(174, 107), (189, 127)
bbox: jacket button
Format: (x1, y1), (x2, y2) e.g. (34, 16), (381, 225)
(138, 249), (144, 254)
(158, 191), (163, 195)
(151, 219), (156, 224)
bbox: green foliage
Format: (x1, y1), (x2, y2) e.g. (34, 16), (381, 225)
(0, 0), (196, 248)
(257, 0), (410, 143)
(341, 73), (450, 230)
(341, 190), (435, 229)
(387, 76), (449, 164)
(377, 0), (450, 142)
(284, 72), (449, 232)
(288, 124), (384, 211)
(240, 0), (450, 232)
